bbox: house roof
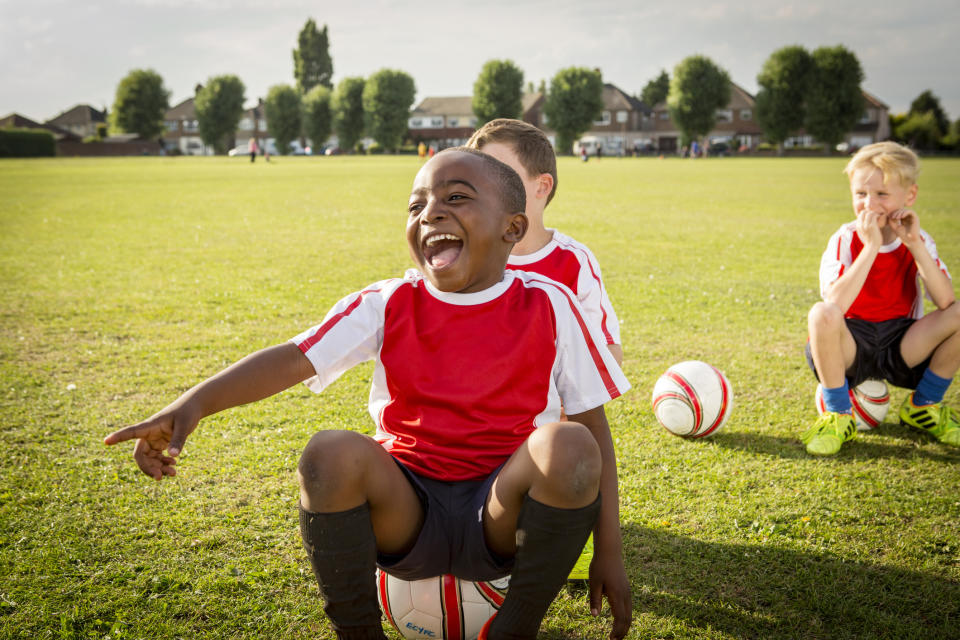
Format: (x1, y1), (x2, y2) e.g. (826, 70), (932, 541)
(0, 112), (79, 140)
(47, 104), (106, 128)
(602, 84), (650, 114)
(412, 96), (474, 117)
(728, 83), (756, 108)
(165, 97), (196, 119)
(862, 89), (888, 110)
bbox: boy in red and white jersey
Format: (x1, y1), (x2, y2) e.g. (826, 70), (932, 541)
(467, 119), (622, 365)
(105, 148), (632, 639)
(803, 141), (960, 455)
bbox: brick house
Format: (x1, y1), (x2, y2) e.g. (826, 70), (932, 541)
(561, 83), (653, 155)
(648, 82), (763, 154)
(161, 85), (212, 155)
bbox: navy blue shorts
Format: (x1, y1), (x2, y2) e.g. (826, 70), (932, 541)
(805, 317), (930, 389)
(376, 460), (512, 582)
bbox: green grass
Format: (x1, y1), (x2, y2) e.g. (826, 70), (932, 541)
(1, 155), (959, 639)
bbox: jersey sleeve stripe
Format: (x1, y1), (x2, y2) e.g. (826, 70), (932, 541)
(556, 237), (615, 344)
(296, 285), (383, 354)
(528, 276), (621, 398)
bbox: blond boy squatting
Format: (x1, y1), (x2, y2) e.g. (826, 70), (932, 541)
(803, 141), (960, 455)
(105, 148), (633, 639)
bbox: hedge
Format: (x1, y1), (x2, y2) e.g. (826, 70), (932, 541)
(0, 128), (57, 157)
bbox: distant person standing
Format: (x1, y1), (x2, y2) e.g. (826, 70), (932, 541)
(248, 138), (258, 163)
(418, 141), (427, 160)
(596, 143), (603, 160)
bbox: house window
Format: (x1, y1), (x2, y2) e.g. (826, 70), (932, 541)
(659, 111), (670, 120)
(859, 111), (872, 124)
(616, 110), (628, 123)
(165, 120), (178, 132)
(183, 119), (198, 132)
(431, 117), (443, 127)
(409, 118), (423, 128)
(258, 119), (267, 130)
(448, 117), (459, 127)
(715, 109), (733, 123)
(469, 117), (478, 127)
(739, 109), (752, 121)
(239, 117), (253, 130)
(594, 111), (611, 126)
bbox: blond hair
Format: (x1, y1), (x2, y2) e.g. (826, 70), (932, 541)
(844, 141), (920, 187)
(466, 119), (558, 205)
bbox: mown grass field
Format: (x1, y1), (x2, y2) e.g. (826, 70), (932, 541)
(1, 154), (959, 639)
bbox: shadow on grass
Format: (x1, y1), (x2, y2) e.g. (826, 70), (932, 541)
(709, 424), (960, 464)
(621, 523), (960, 639)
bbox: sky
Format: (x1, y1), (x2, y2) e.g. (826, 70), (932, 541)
(2, 0), (959, 124)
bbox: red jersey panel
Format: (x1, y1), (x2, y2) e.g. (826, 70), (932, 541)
(292, 271), (629, 481)
(506, 230), (620, 345)
(818, 222), (950, 321)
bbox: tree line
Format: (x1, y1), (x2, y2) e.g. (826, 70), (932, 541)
(108, 20), (959, 155)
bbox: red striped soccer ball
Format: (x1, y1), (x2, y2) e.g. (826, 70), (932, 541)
(815, 379), (890, 431)
(376, 569), (508, 640)
(651, 360), (734, 438)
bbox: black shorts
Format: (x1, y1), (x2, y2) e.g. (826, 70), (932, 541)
(804, 317), (930, 389)
(376, 460), (512, 582)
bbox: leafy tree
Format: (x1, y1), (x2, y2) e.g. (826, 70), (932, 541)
(195, 75), (246, 154)
(472, 59), (524, 125)
(110, 69), (170, 139)
(543, 67), (604, 154)
(362, 69), (416, 152)
(804, 45), (864, 151)
(293, 19), (333, 93)
(755, 45), (812, 151)
(264, 84), (302, 154)
(302, 85), (333, 150)
(667, 55), (731, 146)
(896, 111), (941, 150)
(332, 76), (366, 152)
(640, 70), (669, 106)
(908, 90), (949, 138)
(943, 119), (960, 150)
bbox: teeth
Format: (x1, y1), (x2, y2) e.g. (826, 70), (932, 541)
(425, 233), (460, 246)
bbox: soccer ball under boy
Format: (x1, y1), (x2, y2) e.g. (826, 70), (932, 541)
(377, 569), (508, 640)
(815, 379), (890, 431)
(651, 360), (734, 438)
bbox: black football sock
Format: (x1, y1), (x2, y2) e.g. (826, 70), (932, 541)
(299, 503), (386, 640)
(489, 494), (601, 640)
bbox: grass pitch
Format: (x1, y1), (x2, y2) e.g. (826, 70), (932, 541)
(1, 155), (959, 639)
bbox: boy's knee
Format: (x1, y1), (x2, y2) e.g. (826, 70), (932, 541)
(298, 430), (373, 493)
(528, 422), (601, 499)
(808, 301), (844, 333)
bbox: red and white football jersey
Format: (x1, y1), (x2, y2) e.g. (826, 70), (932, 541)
(819, 222), (950, 321)
(291, 270), (630, 482)
(506, 230), (621, 346)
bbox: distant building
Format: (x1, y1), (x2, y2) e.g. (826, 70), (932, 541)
(649, 82), (762, 154)
(408, 97), (478, 148)
(162, 85), (212, 155)
(783, 89), (890, 151)
(46, 105), (106, 139)
(0, 113), (79, 141)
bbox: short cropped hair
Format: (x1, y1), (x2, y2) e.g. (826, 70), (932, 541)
(844, 141), (920, 187)
(466, 118), (558, 205)
(438, 146), (526, 215)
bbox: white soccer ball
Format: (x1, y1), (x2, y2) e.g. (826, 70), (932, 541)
(815, 379), (890, 431)
(651, 360), (734, 438)
(376, 569), (508, 640)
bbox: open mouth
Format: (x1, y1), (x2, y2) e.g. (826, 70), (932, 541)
(422, 232), (463, 269)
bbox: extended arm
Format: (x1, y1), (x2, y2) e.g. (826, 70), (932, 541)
(569, 405), (631, 639)
(104, 342), (315, 480)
